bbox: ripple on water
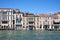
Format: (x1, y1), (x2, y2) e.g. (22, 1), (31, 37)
(0, 30), (60, 40)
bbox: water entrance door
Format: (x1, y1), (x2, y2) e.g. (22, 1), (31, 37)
(29, 26), (33, 30)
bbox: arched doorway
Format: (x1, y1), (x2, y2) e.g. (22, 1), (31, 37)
(29, 25), (33, 30)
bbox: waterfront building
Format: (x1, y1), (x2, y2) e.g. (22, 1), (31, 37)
(38, 14), (53, 30)
(23, 13), (35, 30)
(23, 13), (39, 30)
(52, 12), (60, 30)
(0, 8), (14, 29)
(0, 8), (60, 30)
(13, 9), (23, 30)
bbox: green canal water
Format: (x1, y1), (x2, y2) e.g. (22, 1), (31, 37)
(0, 30), (60, 40)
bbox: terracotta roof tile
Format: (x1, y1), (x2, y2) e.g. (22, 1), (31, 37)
(23, 13), (38, 17)
(51, 15), (58, 18)
(53, 12), (60, 15)
(38, 14), (50, 17)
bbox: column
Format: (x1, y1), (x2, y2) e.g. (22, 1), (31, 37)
(49, 25), (51, 29)
(41, 24), (43, 29)
(53, 26), (54, 29)
(58, 24), (60, 29)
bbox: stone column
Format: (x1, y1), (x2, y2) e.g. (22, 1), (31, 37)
(59, 25), (60, 29)
(41, 24), (43, 29)
(49, 25), (51, 29)
(53, 26), (54, 29)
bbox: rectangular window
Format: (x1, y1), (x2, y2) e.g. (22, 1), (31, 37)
(16, 15), (22, 23)
(28, 18), (34, 20)
(2, 12), (7, 20)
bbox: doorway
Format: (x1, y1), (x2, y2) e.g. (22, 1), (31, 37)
(29, 25), (33, 30)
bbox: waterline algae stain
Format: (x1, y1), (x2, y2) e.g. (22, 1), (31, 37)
(0, 30), (60, 40)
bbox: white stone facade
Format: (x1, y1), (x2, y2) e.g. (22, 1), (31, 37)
(0, 8), (60, 30)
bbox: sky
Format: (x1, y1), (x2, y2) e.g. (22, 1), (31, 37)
(0, 0), (60, 14)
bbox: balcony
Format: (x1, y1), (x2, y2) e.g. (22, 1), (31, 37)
(1, 21), (8, 26)
(28, 24), (34, 25)
(53, 22), (60, 24)
(16, 22), (22, 24)
(1, 24), (8, 26)
(16, 20), (22, 25)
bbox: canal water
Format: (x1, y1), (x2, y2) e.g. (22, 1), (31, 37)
(0, 30), (60, 40)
